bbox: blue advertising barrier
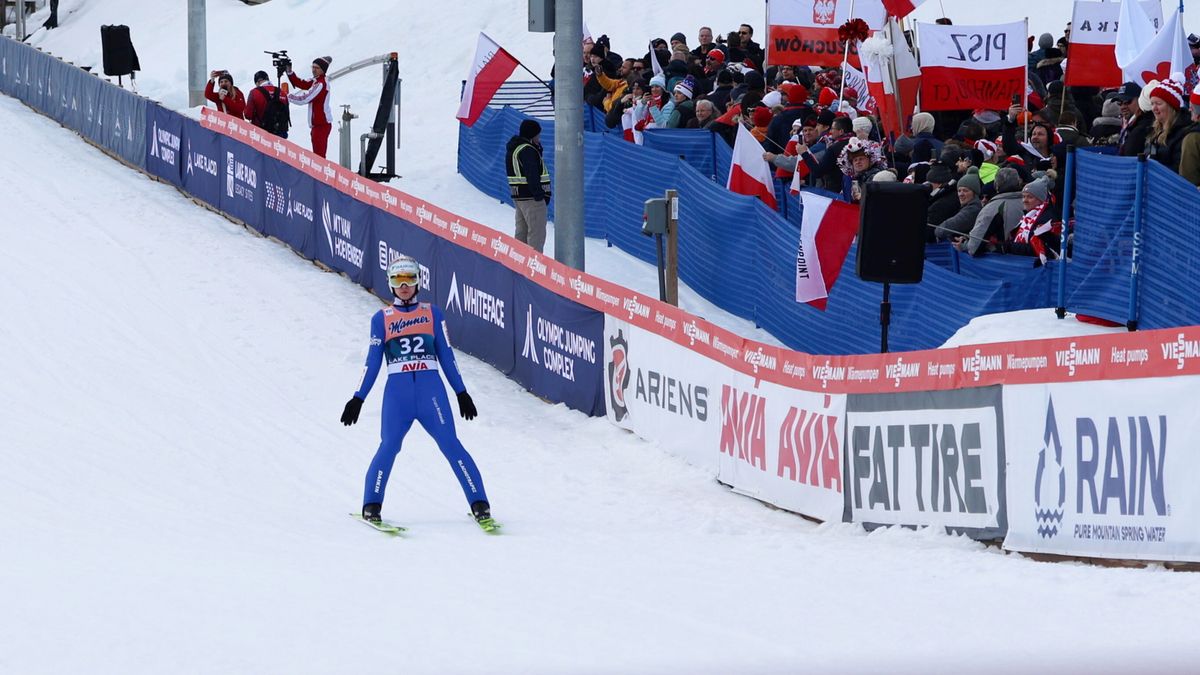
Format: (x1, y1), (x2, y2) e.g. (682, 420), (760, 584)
(146, 103), (184, 186)
(511, 278), (605, 416)
(181, 117), (223, 208)
(371, 209), (439, 300)
(434, 245), (518, 375)
(259, 153), (320, 259)
(312, 180), (373, 286)
(219, 134), (265, 233)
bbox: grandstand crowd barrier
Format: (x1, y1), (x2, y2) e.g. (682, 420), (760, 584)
(8, 35), (1200, 564)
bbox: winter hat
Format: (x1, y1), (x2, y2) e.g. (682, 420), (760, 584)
(816, 109), (836, 126)
(818, 86), (838, 107)
(893, 134), (915, 157)
(707, 49), (726, 64)
(958, 166), (983, 196)
(845, 137), (869, 156)
(752, 106), (773, 127)
(842, 87), (858, 102)
(716, 69), (733, 85)
(974, 138), (998, 161)
(939, 146), (964, 166)
(1150, 78), (1187, 111)
(313, 56), (333, 73)
(1139, 80), (1157, 112)
(873, 170), (898, 182)
(1191, 82), (1200, 107)
(519, 119), (542, 139)
(926, 162), (953, 185)
(779, 81), (808, 104)
(253, 70), (269, 84)
(1038, 33), (1055, 50)
(852, 116), (873, 135)
(744, 70), (766, 91)
(1023, 177), (1051, 202)
(649, 74), (666, 89)
(801, 115), (818, 128)
(674, 76), (695, 100)
(1101, 98), (1121, 118)
(762, 90), (783, 109)
(911, 111), (935, 135)
(670, 32), (687, 45)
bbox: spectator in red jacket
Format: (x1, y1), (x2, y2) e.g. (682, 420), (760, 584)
(204, 70), (246, 118)
(287, 55), (333, 157)
(244, 70), (290, 139)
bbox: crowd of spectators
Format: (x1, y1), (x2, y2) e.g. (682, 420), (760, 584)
(580, 22), (1200, 263)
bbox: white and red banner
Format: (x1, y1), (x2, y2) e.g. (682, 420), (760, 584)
(1116, 0), (1161, 75)
(918, 20), (1027, 111)
(728, 122), (778, 210)
(603, 316), (848, 522)
(860, 18), (921, 139)
(795, 192), (858, 310)
(1066, 1), (1164, 87)
(1003, 378), (1200, 562)
(456, 32), (521, 127)
(1123, 6), (1190, 87)
(882, 0), (928, 20)
(767, 0), (888, 67)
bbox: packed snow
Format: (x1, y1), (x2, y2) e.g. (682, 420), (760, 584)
(4, 1), (1200, 672)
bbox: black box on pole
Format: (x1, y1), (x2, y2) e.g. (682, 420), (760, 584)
(100, 25), (140, 77)
(856, 181), (930, 284)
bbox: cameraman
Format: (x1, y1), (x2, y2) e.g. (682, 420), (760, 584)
(245, 70), (289, 138)
(205, 70), (247, 118)
(287, 55), (333, 158)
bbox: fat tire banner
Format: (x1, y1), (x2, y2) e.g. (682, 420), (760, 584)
(1002, 379), (1200, 562)
(845, 386), (1007, 539)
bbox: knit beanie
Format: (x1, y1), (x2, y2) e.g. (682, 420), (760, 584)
(707, 49), (726, 64)
(910, 111), (935, 135)
(744, 70), (765, 91)
(674, 76), (695, 100)
(1191, 82), (1200, 107)
(852, 116), (873, 135)
(670, 32), (687, 45)
(649, 74), (666, 89)
(1039, 33), (1054, 50)
(1150, 78), (1186, 111)
(313, 56), (333, 73)
(752, 106), (773, 127)
(519, 119), (542, 139)
(818, 86), (838, 107)
(780, 81), (808, 104)
(926, 163), (953, 185)
(1023, 176), (1051, 202)
(958, 166), (983, 197)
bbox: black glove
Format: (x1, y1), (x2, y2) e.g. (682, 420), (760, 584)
(341, 396), (363, 426)
(456, 391), (478, 421)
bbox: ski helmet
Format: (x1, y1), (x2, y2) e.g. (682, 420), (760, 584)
(387, 256), (420, 290)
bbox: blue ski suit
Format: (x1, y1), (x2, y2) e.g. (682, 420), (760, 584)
(354, 299), (488, 508)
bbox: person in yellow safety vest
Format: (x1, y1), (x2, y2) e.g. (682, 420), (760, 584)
(505, 119), (551, 253)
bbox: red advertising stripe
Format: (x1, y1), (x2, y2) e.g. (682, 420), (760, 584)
(1064, 42), (1122, 88)
(920, 65), (1025, 112)
(768, 26), (862, 68)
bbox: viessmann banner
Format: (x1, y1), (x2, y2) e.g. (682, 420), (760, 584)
(1003, 378), (1200, 562)
(604, 316), (846, 522)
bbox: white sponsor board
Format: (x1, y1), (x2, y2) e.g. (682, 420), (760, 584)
(1003, 379), (1200, 562)
(603, 316), (845, 521)
(844, 387), (1006, 537)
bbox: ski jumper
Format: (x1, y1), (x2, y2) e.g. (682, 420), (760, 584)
(354, 300), (487, 508)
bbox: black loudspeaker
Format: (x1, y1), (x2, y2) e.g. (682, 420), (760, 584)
(856, 181), (931, 284)
(100, 25), (140, 78)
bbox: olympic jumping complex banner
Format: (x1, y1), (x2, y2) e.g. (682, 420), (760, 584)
(8, 35), (1200, 564)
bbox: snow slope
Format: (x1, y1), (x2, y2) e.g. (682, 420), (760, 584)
(4, 79), (1200, 673)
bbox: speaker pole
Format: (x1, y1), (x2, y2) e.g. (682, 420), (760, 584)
(880, 282), (891, 354)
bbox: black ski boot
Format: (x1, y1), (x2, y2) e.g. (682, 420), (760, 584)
(471, 500), (498, 533)
(362, 502), (382, 523)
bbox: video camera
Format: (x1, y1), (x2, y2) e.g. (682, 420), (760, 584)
(264, 50), (291, 79)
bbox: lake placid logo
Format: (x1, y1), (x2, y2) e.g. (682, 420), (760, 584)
(608, 330), (630, 422)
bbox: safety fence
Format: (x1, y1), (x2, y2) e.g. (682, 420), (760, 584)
(8, 35), (1200, 564)
(459, 102), (1200, 352)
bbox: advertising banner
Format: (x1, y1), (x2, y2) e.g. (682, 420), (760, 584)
(371, 210), (439, 300)
(513, 279), (605, 416)
(1003, 378), (1200, 562)
(766, 0), (887, 67)
(604, 316), (846, 521)
(77, 73), (105, 147)
(145, 103), (184, 186)
(435, 246), (516, 374)
(313, 181), (373, 285)
(918, 20), (1026, 112)
(100, 83), (146, 169)
(219, 133), (265, 232)
(259, 155), (319, 260)
(845, 386), (1007, 538)
(180, 118), (223, 208)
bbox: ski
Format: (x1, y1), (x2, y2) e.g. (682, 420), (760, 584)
(474, 516), (501, 534)
(349, 513), (407, 535)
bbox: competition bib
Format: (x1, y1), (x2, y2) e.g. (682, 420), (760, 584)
(382, 304), (439, 374)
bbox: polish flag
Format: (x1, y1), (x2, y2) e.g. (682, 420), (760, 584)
(796, 192), (859, 310)
(456, 33), (521, 127)
(1115, 0), (1160, 74)
(882, 0), (928, 20)
(1066, 1), (1163, 87)
(767, 0), (888, 68)
(1123, 5), (1190, 87)
(918, 20), (1026, 112)
(727, 122), (778, 210)
(860, 17), (921, 140)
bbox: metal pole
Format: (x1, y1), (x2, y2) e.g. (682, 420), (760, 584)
(1055, 145), (1076, 319)
(665, 189), (679, 306)
(1127, 154), (1148, 331)
(553, 0), (585, 270)
(187, 0), (207, 107)
(15, 0), (25, 41)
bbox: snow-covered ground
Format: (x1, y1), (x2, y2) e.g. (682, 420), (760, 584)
(4, 76), (1200, 675)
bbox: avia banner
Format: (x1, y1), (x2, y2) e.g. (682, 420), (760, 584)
(767, 0), (887, 68)
(1003, 378), (1200, 562)
(844, 386), (1007, 539)
(604, 315), (846, 522)
(917, 20), (1027, 112)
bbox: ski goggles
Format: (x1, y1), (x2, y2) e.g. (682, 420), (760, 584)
(389, 272), (419, 288)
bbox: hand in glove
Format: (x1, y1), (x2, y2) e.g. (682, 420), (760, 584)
(341, 396), (364, 426)
(456, 391), (478, 421)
